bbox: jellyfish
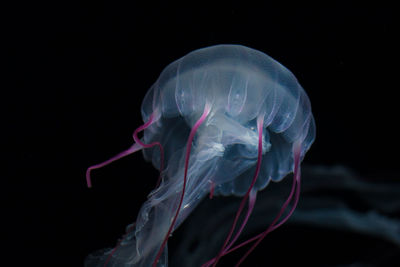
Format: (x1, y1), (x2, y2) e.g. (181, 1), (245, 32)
(85, 44), (316, 267)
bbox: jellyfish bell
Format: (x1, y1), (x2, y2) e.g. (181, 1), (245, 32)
(85, 44), (315, 267)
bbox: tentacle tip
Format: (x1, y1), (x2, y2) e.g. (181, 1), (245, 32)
(86, 169), (93, 188)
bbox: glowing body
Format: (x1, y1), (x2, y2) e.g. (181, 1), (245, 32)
(85, 45), (315, 267)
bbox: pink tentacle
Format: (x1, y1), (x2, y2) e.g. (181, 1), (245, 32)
(209, 181), (215, 199)
(234, 142), (302, 267)
(86, 111), (164, 188)
(86, 143), (143, 188)
(202, 189), (258, 267)
(209, 114), (264, 267)
(152, 103), (211, 267)
(219, 157), (300, 256)
(133, 113), (165, 187)
(225, 189), (257, 253)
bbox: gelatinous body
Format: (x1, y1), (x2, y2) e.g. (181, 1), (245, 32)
(85, 45), (315, 267)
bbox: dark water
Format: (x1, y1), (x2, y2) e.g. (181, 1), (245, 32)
(169, 165), (400, 267)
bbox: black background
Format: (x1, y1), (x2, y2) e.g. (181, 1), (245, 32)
(4, 1), (398, 266)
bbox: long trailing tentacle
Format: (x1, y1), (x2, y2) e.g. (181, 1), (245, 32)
(234, 141), (302, 267)
(208, 114), (265, 267)
(201, 190), (257, 267)
(152, 102), (211, 267)
(224, 189), (257, 253)
(202, 141), (302, 267)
